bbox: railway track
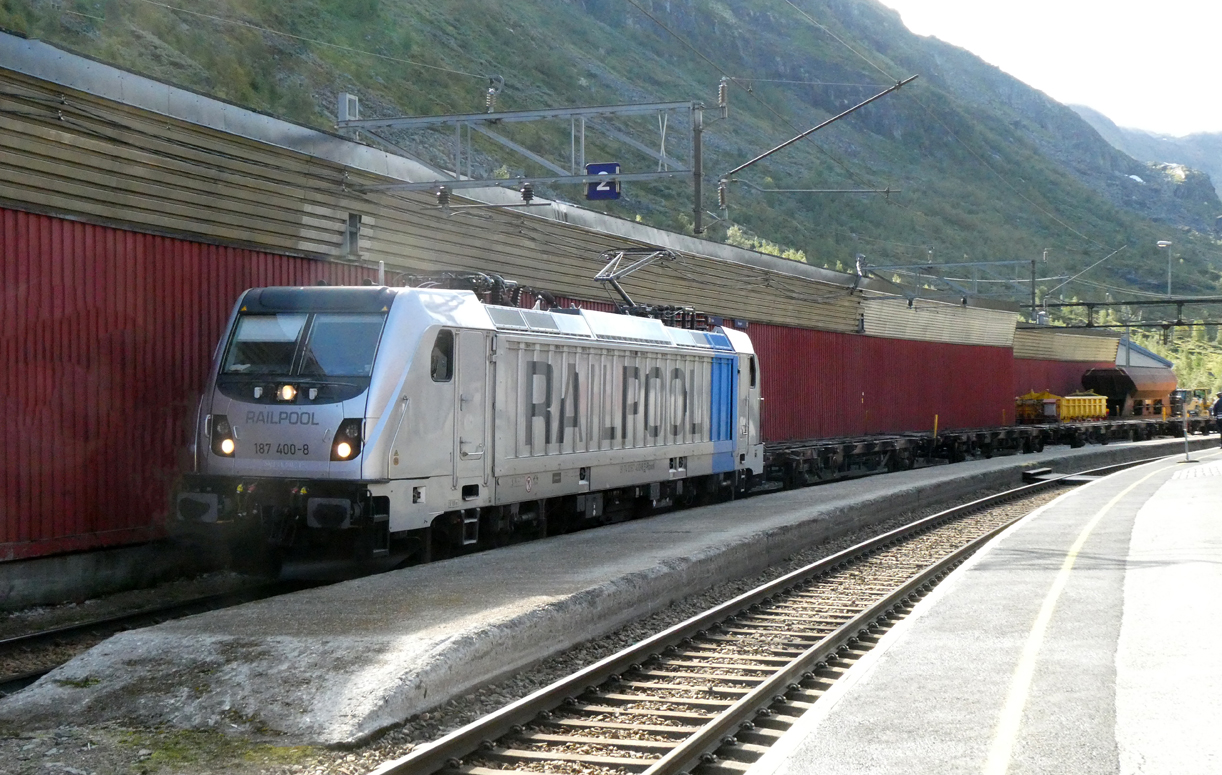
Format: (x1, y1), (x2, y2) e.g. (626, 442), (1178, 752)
(0, 580), (319, 696)
(371, 457), (1157, 775)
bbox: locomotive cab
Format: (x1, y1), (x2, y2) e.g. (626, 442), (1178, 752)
(174, 285), (495, 567)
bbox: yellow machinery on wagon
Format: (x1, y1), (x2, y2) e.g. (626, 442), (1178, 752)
(1016, 390), (1107, 423)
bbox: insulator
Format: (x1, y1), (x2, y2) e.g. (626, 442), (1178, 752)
(485, 75), (504, 114)
(436, 186), (451, 207)
(519, 181), (534, 202)
(718, 78), (729, 115)
(718, 180), (727, 209)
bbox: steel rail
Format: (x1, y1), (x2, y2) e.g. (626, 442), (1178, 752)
(0, 580), (321, 696)
(0, 667), (53, 696)
(0, 581), (314, 654)
(369, 454), (1166, 775)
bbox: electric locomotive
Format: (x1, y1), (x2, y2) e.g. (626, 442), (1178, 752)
(174, 285), (764, 568)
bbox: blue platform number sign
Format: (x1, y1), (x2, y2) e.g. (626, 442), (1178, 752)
(586, 162), (621, 200)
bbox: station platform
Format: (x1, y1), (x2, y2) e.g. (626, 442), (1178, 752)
(0, 437), (1216, 746)
(749, 446), (1222, 775)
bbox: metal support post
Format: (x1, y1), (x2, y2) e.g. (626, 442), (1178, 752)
(1183, 409), (1193, 462)
(1030, 258), (1036, 316)
(692, 106), (704, 234)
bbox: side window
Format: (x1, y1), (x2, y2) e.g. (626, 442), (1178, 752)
(431, 330), (454, 382)
(749, 356), (756, 388)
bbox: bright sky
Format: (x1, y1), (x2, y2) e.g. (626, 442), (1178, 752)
(875, 1), (1222, 137)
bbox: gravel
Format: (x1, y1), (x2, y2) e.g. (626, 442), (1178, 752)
(0, 488), (1062, 775)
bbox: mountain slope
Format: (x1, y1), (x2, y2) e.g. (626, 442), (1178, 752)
(2, 0), (1220, 301)
(1072, 104), (1222, 204)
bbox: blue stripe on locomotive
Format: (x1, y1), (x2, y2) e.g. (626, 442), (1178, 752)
(710, 354), (737, 473)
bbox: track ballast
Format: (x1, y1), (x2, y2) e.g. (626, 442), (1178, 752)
(370, 460), (1154, 775)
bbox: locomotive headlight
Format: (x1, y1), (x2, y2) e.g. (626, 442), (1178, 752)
(331, 419), (363, 461)
(279, 384), (297, 402)
(210, 414), (235, 457)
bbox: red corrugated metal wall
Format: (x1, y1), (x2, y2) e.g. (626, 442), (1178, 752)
(1012, 359), (1112, 398)
(0, 208), (374, 561)
(752, 323), (1016, 442)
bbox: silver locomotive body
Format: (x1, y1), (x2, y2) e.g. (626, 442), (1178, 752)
(175, 285), (763, 564)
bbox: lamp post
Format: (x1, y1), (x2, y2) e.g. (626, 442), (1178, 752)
(1157, 240), (1173, 296)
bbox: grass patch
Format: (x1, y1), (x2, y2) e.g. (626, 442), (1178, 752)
(119, 729), (320, 771)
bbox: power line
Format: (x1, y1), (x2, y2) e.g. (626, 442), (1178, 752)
(770, 0), (1124, 253)
(1071, 278), (1174, 299)
(621, 0), (881, 191)
(728, 77), (889, 88)
(777, 0), (898, 82)
(903, 91), (1109, 251)
(127, 0), (488, 80)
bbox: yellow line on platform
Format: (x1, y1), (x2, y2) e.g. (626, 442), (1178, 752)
(982, 450), (1221, 775)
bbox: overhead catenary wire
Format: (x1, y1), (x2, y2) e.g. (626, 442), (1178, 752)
(53, 0), (1201, 302)
(723, 76), (918, 178)
(770, 0), (1125, 255)
(1044, 245), (1129, 298)
(1071, 278), (1181, 299)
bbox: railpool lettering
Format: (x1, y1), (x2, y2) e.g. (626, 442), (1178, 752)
(601, 363), (617, 441)
(245, 410), (321, 426)
(526, 360), (553, 446)
(622, 365), (640, 440)
(669, 368), (687, 437)
(558, 364), (581, 443)
(525, 357), (708, 451)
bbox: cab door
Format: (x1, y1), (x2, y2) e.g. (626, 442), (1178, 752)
(454, 329), (489, 488)
(745, 354), (761, 448)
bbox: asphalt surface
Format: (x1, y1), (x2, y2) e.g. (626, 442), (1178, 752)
(749, 446), (1222, 775)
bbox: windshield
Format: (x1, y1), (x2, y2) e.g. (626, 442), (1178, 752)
(221, 312), (385, 377)
(299, 314), (384, 376)
(222, 314), (307, 375)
